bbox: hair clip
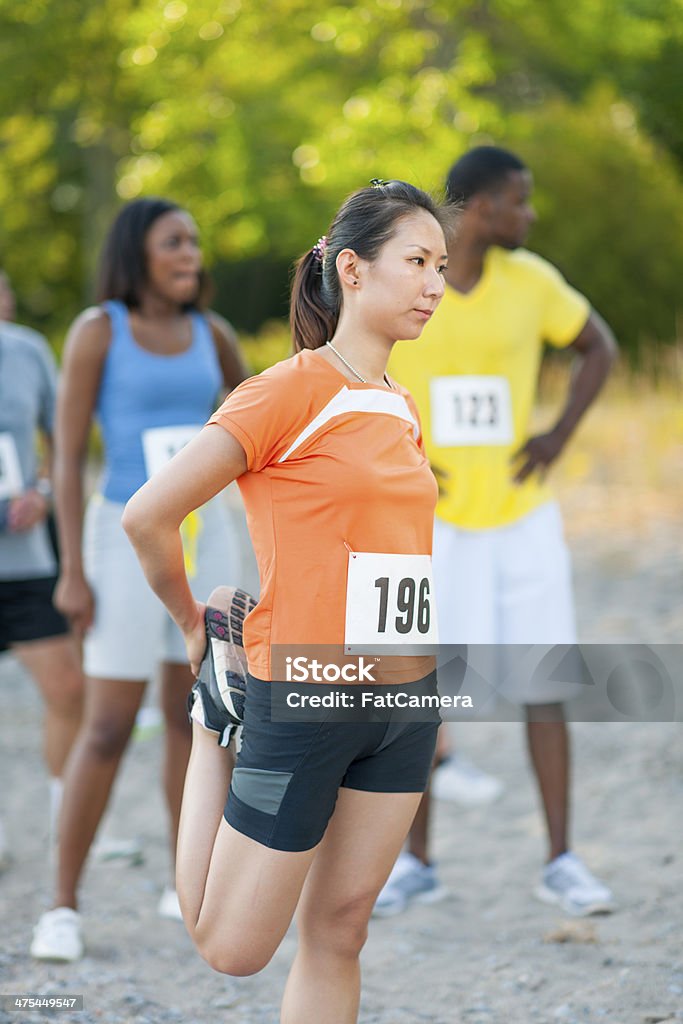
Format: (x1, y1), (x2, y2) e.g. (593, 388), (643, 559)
(370, 178), (387, 188)
(311, 235), (328, 264)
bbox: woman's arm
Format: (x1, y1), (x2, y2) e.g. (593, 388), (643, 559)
(122, 424), (248, 672)
(53, 309), (110, 636)
(207, 311), (250, 393)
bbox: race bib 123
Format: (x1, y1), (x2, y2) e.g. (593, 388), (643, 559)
(430, 375), (513, 446)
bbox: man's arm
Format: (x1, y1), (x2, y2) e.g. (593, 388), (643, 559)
(6, 436), (52, 533)
(7, 335), (56, 533)
(513, 310), (617, 484)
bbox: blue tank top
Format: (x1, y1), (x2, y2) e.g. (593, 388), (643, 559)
(97, 300), (222, 502)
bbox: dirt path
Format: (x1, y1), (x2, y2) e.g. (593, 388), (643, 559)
(1, 500), (681, 1024)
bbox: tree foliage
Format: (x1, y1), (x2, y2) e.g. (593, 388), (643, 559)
(508, 88), (683, 362)
(0, 0), (681, 360)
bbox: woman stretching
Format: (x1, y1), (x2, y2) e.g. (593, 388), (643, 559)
(123, 180), (449, 1023)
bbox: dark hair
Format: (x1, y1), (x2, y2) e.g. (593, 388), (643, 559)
(95, 197), (207, 309)
(445, 146), (526, 205)
(290, 180), (449, 352)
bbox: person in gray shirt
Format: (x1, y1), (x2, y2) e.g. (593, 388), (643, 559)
(0, 270), (83, 877)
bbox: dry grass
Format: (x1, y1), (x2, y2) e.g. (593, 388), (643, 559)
(537, 361), (683, 542)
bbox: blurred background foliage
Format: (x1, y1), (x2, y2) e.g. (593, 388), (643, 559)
(1, 0), (682, 366)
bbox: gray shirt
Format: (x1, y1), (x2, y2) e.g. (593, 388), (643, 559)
(0, 320), (58, 580)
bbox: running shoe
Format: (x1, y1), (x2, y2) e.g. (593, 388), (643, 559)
(30, 907), (84, 962)
(188, 586), (256, 747)
(372, 851), (447, 918)
(431, 753), (504, 807)
(535, 851), (616, 916)
(92, 836), (145, 865)
(158, 886), (183, 921)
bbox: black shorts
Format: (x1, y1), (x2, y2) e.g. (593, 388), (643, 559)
(224, 675), (439, 852)
(0, 576), (69, 654)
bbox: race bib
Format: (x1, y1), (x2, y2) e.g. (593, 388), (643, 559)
(344, 551), (438, 654)
(142, 425), (200, 479)
(0, 433), (24, 500)
(430, 376), (513, 446)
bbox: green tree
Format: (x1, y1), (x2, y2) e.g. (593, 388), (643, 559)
(508, 89), (683, 360)
(1, 0), (681, 363)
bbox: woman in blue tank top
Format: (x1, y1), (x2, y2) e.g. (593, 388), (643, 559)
(31, 198), (249, 962)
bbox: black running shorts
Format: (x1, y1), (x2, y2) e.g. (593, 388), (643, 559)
(224, 674), (439, 852)
(0, 576), (69, 653)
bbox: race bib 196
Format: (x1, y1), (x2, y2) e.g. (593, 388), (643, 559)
(142, 425), (201, 479)
(344, 551), (438, 654)
(430, 376), (513, 446)
(0, 433), (24, 500)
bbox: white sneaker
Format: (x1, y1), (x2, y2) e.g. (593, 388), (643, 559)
(92, 836), (144, 864)
(30, 907), (84, 962)
(158, 886), (183, 921)
(535, 851), (616, 916)
(431, 754), (504, 807)
(373, 851), (447, 918)
(134, 706), (164, 739)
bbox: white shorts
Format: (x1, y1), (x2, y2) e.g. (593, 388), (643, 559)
(83, 494), (242, 681)
(433, 501), (581, 706)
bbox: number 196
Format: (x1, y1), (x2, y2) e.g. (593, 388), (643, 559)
(375, 577), (431, 635)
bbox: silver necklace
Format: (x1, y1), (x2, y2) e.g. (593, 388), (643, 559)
(326, 341), (390, 387)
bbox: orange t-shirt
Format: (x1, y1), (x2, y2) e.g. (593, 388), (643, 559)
(208, 348), (438, 682)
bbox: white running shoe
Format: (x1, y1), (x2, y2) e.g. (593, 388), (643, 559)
(157, 886), (183, 921)
(535, 851), (616, 917)
(30, 907), (84, 962)
(431, 753), (504, 807)
(373, 851), (447, 918)
(134, 706), (164, 739)
(92, 836), (144, 864)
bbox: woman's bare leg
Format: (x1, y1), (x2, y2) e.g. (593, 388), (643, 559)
(175, 722), (316, 975)
(55, 677), (145, 908)
(282, 787), (424, 1024)
(158, 660), (194, 862)
(175, 583), (414, 993)
(173, 582), (238, 895)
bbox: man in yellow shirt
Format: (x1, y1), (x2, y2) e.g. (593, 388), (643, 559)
(378, 146), (617, 917)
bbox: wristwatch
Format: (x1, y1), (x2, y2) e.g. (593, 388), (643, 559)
(34, 478), (53, 502)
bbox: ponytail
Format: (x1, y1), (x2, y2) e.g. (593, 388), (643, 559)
(290, 249), (339, 352)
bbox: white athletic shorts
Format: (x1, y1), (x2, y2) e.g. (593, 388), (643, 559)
(433, 501), (581, 706)
(83, 494), (241, 681)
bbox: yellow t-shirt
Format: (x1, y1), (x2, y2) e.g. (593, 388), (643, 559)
(389, 247), (590, 530)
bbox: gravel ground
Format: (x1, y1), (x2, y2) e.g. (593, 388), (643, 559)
(0, 498), (681, 1024)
